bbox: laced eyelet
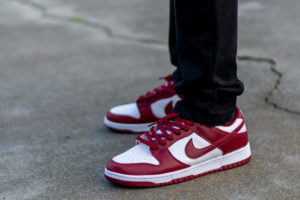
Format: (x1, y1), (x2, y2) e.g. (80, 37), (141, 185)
(136, 113), (194, 151)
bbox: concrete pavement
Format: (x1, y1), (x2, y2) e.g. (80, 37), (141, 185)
(0, 0), (299, 199)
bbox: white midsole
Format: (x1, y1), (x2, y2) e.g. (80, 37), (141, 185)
(105, 143), (251, 184)
(104, 116), (151, 132)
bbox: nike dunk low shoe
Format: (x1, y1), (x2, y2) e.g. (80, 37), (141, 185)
(104, 108), (251, 187)
(104, 75), (181, 133)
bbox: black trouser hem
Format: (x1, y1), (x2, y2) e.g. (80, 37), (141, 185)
(174, 102), (237, 126)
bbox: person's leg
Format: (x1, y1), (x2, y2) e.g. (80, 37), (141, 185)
(104, 0), (251, 187)
(171, 0), (244, 126)
(168, 0), (178, 67)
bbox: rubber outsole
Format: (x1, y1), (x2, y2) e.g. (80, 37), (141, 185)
(105, 156), (251, 187)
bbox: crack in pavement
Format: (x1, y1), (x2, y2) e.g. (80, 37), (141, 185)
(17, 0), (167, 46)
(237, 56), (300, 115)
(15, 0), (300, 116)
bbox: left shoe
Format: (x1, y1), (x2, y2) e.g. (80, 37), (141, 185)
(104, 108), (251, 187)
(104, 75), (181, 133)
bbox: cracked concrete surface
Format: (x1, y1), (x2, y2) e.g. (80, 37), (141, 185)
(14, 0), (300, 114)
(238, 56), (300, 115)
(15, 0), (169, 46)
(0, 0), (299, 199)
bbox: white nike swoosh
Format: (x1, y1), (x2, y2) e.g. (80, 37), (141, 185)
(168, 133), (222, 165)
(150, 95), (180, 119)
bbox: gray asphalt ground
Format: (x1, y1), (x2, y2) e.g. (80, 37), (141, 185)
(0, 0), (299, 199)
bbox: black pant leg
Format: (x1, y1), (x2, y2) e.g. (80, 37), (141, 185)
(169, 0), (184, 84)
(169, 0), (178, 67)
(170, 0), (244, 126)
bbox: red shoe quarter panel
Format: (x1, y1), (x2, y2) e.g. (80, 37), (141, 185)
(217, 132), (248, 155)
(195, 110), (248, 155)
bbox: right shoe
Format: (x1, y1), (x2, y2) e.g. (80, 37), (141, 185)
(104, 75), (181, 133)
(104, 108), (251, 187)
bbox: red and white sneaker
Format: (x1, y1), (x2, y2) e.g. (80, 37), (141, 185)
(104, 75), (181, 133)
(104, 108), (251, 187)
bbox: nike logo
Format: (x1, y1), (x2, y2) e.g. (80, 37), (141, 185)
(185, 139), (216, 159)
(150, 95), (180, 119)
(168, 119), (244, 165)
(164, 101), (173, 115)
